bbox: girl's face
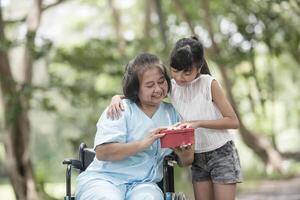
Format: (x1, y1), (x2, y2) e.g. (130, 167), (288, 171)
(138, 67), (168, 107)
(170, 66), (199, 86)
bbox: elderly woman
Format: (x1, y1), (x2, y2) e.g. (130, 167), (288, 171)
(76, 53), (192, 200)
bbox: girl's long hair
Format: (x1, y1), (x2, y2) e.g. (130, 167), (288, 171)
(170, 36), (211, 75)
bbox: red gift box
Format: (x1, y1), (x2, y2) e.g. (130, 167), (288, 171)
(160, 128), (195, 148)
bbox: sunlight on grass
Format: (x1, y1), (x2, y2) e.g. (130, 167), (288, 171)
(0, 184), (15, 200)
(44, 182), (66, 199)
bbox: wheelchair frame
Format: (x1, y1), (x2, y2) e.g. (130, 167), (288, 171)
(62, 143), (177, 200)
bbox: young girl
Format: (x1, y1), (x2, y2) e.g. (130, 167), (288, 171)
(108, 36), (242, 200)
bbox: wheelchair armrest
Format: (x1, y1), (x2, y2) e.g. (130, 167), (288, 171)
(164, 153), (178, 166)
(62, 159), (83, 170)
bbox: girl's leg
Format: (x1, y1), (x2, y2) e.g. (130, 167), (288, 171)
(126, 182), (163, 200)
(208, 141), (241, 200)
(213, 183), (236, 200)
(193, 180), (214, 200)
(192, 153), (214, 200)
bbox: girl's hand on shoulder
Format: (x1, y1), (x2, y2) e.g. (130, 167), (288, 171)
(107, 95), (124, 120)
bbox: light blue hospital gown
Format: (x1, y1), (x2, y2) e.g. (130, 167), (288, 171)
(76, 99), (180, 200)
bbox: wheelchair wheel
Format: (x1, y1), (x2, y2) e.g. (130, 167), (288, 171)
(174, 192), (187, 200)
(166, 192), (187, 200)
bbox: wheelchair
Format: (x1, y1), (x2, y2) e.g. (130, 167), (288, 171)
(62, 143), (187, 200)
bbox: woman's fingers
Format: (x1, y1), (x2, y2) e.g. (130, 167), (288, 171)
(152, 130), (166, 138)
(174, 122), (181, 127)
(151, 127), (167, 134)
(148, 128), (167, 140)
(154, 133), (165, 139)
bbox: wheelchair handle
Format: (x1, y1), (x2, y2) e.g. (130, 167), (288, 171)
(62, 159), (83, 170)
(62, 159), (72, 165)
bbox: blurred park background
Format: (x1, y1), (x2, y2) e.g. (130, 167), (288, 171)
(1, 0), (300, 199)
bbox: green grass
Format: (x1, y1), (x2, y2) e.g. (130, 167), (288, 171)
(174, 166), (195, 199)
(0, 182), (67, 200)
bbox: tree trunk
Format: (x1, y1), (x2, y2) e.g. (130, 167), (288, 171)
(144, 0), (152, 39)
(153, 0), (168, 48)
(3, 104), (38, 200)
(200, 0), (283, 172)
(142, 0), (153, 51)
(108, 0), (125, 55)
(173, 0), (195, 35)
(249, 48), (266, 115)
(0, 0), (41, 199)
(281, 152), (300, 161)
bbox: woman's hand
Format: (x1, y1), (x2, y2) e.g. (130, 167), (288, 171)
(106, 95), (124, 120)
(141, 128), (167, 149)
(173, 144), (194, 167)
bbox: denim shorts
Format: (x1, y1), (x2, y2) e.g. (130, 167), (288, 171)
(191, 141), (242, 184)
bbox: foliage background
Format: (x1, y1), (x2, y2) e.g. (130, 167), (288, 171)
(0, 0), (300, 199)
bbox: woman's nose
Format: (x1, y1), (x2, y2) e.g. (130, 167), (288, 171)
(154, 84), (163, 92)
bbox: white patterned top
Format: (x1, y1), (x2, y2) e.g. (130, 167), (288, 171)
(170, 74), (233, 153)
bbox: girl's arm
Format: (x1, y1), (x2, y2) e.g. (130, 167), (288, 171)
(179, 80), (239, 129)
(95, 128), (166, 161)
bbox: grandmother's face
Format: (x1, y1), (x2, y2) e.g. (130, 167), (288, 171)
(138, 67), (168, 107)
